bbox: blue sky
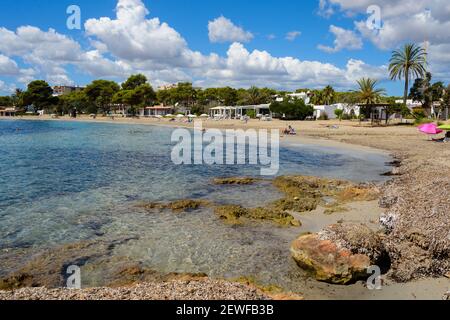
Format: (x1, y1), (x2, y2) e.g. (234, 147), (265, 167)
(0, 0), (447, 96)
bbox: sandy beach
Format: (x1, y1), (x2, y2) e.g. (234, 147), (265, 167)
(1, 115), (449, 300)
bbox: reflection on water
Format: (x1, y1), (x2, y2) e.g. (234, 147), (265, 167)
(0, 120), (390, 290)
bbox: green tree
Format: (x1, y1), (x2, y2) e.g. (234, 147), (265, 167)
(121, 74), (148, 90)
(217, 87), (238, 106)
(11, 89), (24, 108)
(0, 96), (13, 106)
(355, 78), (386, 122)
(172, 82), (197, 109)
(322, 85), (336, 105)
(156, 89), (173, 106)
(389, 43), (427, 106)
(334, 109), (344, 121)
(443, 85), (450, 120)
(58, 90), (91, 115)
(409, 74), (430, 104)
(409, 73), (445, 117)
(85, 80), (120, 114)
(22, 80), (57, 110)
(247, 86), (262, 105)
(311, 89), (324, 105)
(270, 98), (314, 120)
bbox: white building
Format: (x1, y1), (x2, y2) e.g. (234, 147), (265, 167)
(140, 105), (174, 117)
(395, 99), (422, 110)
(209, 104), (271, 119)
(276, 92), (311, 104)
(313, 103), (360, 120)
(52, 85), (85, 97)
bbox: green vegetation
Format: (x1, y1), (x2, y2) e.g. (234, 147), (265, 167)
(269, 98), (314, 120)
(85, 80), (120, 114)
(22, 80), (58, 111)
(334, 109), (344, 121)
(389, 43), (427, 106)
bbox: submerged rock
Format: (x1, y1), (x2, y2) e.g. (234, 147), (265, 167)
(213, 177), (259, 185)
(214, 205), (301, 227)
(137, 200), (211, 213)
(0, 237), (139, 290)
(271, 176), (379, 214)
(290, 233), (370, 285)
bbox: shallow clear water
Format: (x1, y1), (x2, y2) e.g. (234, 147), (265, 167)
(0, 120), (390, 289)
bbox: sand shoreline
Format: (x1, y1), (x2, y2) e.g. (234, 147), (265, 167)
(1, 115), (449, 300)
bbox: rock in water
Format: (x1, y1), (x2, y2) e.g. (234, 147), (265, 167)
(290, 234), (370, 285)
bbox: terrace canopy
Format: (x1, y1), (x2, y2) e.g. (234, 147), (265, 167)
(0, 107), (17, 117)
(235, 104), (271, 118)
(209, 106), (237, 119)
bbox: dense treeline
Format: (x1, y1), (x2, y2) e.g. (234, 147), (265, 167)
(1, 69), (449, 120)
(0, 74), (282, 116)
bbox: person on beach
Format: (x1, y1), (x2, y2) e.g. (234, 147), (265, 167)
(282, 125), (297, 135)
(432, 131), (450, 143)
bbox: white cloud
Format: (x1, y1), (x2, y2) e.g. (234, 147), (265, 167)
(85, 0), (188, 62)
(208, 16), (254, 43)
(197, 42), (387, 90)
(318, 25), (363, 53)
(320, 0), (450, 49)
(0, 80), (16, 94)
(0, 54), (20, 75)
(285, 31), (301, 41)
(318, 0), (450, 83)
(0, 0), (389, 92)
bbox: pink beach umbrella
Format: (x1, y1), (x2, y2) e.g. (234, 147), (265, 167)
(418, 123), (443, 136)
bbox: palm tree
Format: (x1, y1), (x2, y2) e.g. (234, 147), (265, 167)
(322, 85), (335, 105)
(355, 78), (386, 123)
(389, 43), (427, 106)
(247, 86), (262, 105)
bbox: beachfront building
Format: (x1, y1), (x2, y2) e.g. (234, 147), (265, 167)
(395, 99), (422, 111)
(140, 105), (174, 117)
(287, 92), (312, 104)
(157, 83), (179, 91)
(209, 104), (272, 119)
(52, 86), (85, 97)
(235, 104), (271, 118)
(275, 92), (312, 104)
(0, 107), (17, 117)
(313, 103), (360, 120)
(209, 106), (236, 119)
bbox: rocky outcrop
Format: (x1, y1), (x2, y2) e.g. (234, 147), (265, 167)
(291, 233), (370, 285)
(318, 223), (390, 271)
(214, 205), (301, 227)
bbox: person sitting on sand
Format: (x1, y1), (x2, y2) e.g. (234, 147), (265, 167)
(290, 126), (297, 135)
(432, 131), (450, 143)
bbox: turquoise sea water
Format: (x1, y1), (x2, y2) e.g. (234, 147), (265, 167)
(0, 120), (391, 289)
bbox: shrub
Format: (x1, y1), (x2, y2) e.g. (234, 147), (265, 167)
(270, 99), (313, 120)
(318, 112), (329, 120)
(334, 109), (344, 121)
(246, 110), (257, 119)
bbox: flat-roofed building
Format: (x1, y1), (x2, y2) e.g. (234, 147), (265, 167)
(52, 86), (85, 97)
(0, 107), (17, 117)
